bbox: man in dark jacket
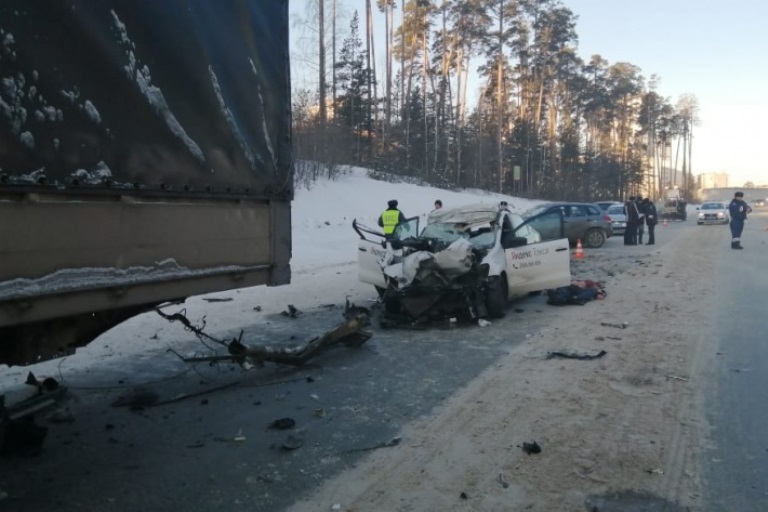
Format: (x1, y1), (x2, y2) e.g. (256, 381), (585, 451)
(643, 198), (658, 245)
(635, 196), (646, 244)
(623, 196), (639, 245)
(378, 199), (407, 238)
(728, 191), (751, 249)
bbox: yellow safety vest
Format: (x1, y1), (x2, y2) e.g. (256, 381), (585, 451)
(381, 210), (400, 234)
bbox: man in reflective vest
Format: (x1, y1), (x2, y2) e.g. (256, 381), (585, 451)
(378, 199), (407, 237)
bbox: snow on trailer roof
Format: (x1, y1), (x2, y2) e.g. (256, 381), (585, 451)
(426, 203), (502, 226)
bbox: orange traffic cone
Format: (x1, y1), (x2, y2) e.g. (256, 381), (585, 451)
(574, 239), (584, 259)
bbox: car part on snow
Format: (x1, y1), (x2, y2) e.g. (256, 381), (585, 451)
(545, 350), (607, 360)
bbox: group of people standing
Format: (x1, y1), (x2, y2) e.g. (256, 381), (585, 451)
(623, 196), (658, 246)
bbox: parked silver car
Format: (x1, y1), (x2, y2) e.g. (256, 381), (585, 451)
(605, 204), (627, 235)
(696, 201), (729, 225)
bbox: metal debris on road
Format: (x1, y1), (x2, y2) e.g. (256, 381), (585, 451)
(521, 441), (542, 455)
(546, 350), (607, 361)
(600, 321), (628, 329)
(268, 417), (296, 430)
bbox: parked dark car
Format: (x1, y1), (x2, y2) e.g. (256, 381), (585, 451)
(523, 202), (613, 248)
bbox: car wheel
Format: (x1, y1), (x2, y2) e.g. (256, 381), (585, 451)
(485, 275), (507, 319)
(584, 228), (605, 248)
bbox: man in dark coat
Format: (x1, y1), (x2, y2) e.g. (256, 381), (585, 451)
(727, 191), (751, 249)
(635, 196), (646, 244)
(623, 196), (639, 245)
(643, 198), (658, 245)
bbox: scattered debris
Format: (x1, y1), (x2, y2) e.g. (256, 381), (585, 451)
(497, 473), (510, 488)
(148, 381), (240, 408)
(600, 322), (628, 329)
(111, 389), (160, 410)
(25, 372), (60, 393)
(546, 350), (607, 361)
(478, 319), (492, 327)
(172, 314), (371, 368)
(253, 305), (262, 312)
(665, 374), (688, 382)
(460, 492), (469, 500)
(281, 434), (304, 451)
(344, 297), (370, 320)
(343, 436), (402, 454)
(202, 297), (233, 302)
(606, 336), (622, 341)
(233, 429), (246, 442)
(281, 305), (302, 318)
(331, 505), (342, 511)
(646, 468), (664, 475)
(268, 417), (296, 430)
(521, 441), (542, 455)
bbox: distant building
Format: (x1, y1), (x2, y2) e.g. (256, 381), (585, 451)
(697, 172), (729, 189)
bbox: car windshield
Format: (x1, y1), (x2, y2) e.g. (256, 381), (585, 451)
(420, 222), (497, 250)
(701, 203), (724, 210)
(607, 205), (624, 215)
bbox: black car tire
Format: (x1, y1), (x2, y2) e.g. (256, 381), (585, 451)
(486, 275), (508, 319)
(583, 228), (606, 248)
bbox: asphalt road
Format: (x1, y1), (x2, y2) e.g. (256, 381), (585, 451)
(701, 210), (768, 511)
(0, 281), (563, 511)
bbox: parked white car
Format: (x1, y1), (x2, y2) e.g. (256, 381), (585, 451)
(696, 201), (730, 225)
(353, 203), (571, 321)
(605, 204), (628, 235)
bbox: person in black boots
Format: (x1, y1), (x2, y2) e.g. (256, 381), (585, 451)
(623, 196), (639, 245)
(643, 197), (657, 245)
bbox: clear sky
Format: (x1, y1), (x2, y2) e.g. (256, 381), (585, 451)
(566, 0), (768, 186)
(292, 0), (768, 186)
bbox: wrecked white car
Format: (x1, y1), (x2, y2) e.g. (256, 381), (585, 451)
(353, 203), (571, 324)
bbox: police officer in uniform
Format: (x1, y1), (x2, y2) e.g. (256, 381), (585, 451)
(378, 199), (407, 238)
(728, 191), (751, 249)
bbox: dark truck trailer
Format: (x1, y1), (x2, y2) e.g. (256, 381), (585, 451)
(0, 1), (292, 365)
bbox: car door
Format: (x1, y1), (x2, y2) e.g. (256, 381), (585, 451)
(563, 204), (591, 240)
(357, 237), (387, 288)
(356, 216), (420, 289)
(503, 210), (571, 294)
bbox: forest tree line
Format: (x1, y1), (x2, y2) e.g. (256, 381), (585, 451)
(291, 0), (699, 201)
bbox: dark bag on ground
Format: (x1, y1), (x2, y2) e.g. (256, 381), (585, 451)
(547, 285), (599, 306)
